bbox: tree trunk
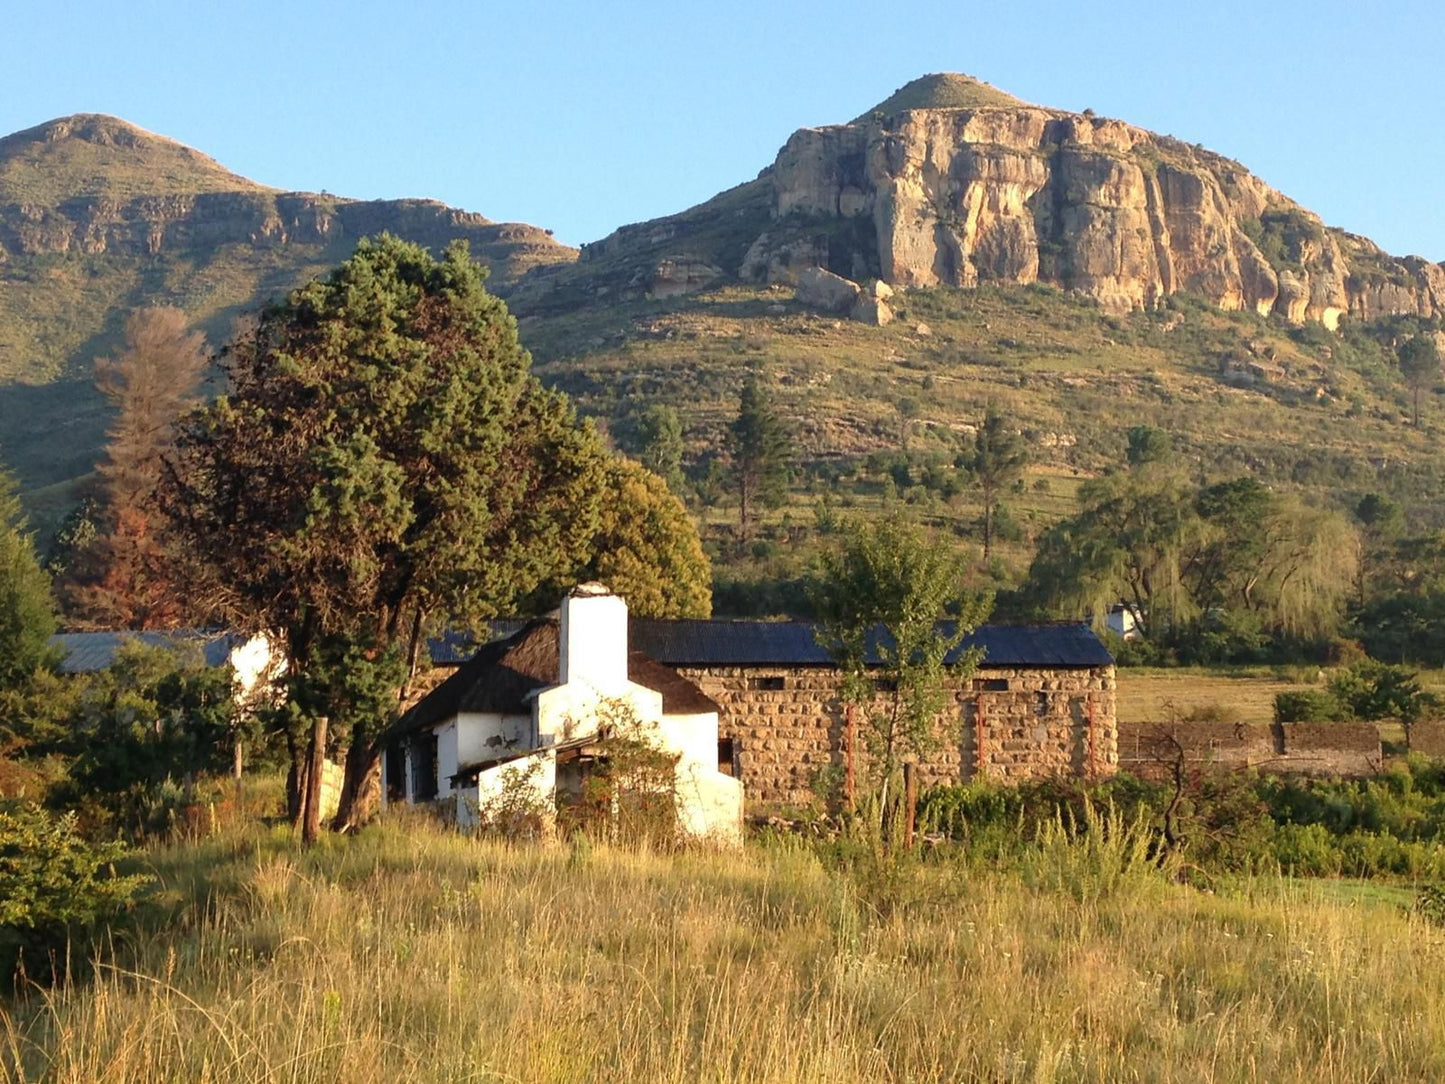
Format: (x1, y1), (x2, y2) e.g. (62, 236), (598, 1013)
(982, 498), (994, 562)
(331, 736), (383, 833)
(232, 733), (244, 806)
(301, 715), (328, 846)
(285, 730), (303, 826)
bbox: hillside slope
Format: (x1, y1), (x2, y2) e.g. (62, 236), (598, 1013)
(0, 114), (577, 496)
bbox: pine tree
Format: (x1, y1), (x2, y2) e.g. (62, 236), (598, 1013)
(60, 308), (208, 628)
(726, 372), (792, 540)
(1398, 334), (1441, 428)
(966, 405), (1028, 561)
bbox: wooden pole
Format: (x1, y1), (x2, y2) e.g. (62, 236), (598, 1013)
(903, 762), (917, 851)
(976, 698), (988, 777)
(301, 715), (328, 845)
(1086, 698), (1097, 781)
(845, 704), (856, 812)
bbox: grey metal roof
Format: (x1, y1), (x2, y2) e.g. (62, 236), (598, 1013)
(429, 620), (1112, 670)
(50, 630), (242, 674)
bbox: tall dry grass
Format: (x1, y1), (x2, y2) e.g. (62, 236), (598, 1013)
(4, 811), (1444, 1082)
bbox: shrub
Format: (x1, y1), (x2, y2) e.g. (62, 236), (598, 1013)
(0, 805), (150, 987)
(1274, 688), (1342, 723)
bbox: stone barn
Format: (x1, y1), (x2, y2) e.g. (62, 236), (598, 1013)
(431, 618), (1116, 810)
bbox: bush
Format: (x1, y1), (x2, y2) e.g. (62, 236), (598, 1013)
(0, 805), (150, 987)
(1328, 658), (1437, 722)
(1274, 688), (1343, 723)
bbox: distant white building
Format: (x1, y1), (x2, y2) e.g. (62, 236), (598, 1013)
(49, 629), (284, 709)
(1104, 605), (1143, 641)
(386, 584), (743, 844)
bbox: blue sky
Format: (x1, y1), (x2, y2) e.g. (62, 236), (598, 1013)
(7, 1), (1443, 259)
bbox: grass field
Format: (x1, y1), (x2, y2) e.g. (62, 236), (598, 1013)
(1117, 666), (1445, 727)
(4, 815), (1445, 1082)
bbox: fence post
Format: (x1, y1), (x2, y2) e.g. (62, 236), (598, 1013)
(845, 703), (856, 812)
(904, 761), (917, 851)
(1086, 697), (1097, 781)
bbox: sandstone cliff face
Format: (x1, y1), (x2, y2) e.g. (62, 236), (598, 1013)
(719, 86), (1441, 326)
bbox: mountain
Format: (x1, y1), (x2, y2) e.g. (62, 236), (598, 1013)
(3, 85), (1445, 575)
(0, 114), (576, 504)
(510, 74), (1443, 326)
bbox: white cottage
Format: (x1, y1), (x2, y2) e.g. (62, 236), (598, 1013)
(385, 584), (743, 844)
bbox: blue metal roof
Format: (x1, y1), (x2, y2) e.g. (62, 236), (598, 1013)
(429, 620), (1112, 670)
(50, 630), (242, 674)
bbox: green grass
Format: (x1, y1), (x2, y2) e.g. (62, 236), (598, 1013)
(4, 814), (1445, 1081)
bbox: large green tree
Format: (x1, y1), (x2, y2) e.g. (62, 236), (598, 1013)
(811, 515), (990, 829)
(162, 235), (687, 832)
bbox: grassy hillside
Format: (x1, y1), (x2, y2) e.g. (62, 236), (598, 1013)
(514, 277), (1444, 602)
(0, 115), (576, 507)
(3, 816), (1443, 1081)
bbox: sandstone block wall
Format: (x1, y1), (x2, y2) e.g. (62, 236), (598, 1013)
(1117, 721), (1382, 779)
(1407, 722), (1445, 759)
(677, 664), (1117, 807)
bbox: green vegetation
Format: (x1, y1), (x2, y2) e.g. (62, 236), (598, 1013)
(162, 236), (708, 833)
(5, 811), (1445, 1079)
(921, 756), (1445, 882)
(812, 514), (989, 821)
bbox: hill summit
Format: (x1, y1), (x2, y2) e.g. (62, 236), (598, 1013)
(521, 73), (1442, 327)
(0, 114), (271, 204)
(854, 72), (1030, 120)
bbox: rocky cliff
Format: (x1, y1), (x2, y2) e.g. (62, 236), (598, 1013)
(553, 75), (1444, 327)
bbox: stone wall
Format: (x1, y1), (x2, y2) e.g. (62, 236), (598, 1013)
(1408, 722), (1445, 759)
(1117, 721), (1382, 779)
(676, 664), (1117, 807)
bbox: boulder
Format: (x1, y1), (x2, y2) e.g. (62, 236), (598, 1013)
(850, 296), (894, 326)
(795, 266), (862, 313)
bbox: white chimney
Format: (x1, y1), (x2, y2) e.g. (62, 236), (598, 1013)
(559, 583), (629, 694)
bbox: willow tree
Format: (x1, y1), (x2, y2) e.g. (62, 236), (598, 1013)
(163, 236), (619, 832)
(1025, 467), (1199, 637)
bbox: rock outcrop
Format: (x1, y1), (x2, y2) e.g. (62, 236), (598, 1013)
(743, 77), (1444, 325)
(561, 74), (1443, 326)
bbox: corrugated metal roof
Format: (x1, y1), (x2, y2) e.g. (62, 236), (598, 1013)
(429, 619), (1113, 670)
(49, 629), (242, 674)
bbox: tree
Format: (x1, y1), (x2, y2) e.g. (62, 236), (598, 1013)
(0, 467), (58, 696)
(1398, 334), (1440, 428)
(162, 236), (697, 833)
(566, 458), (712, 618)
(965, 405), (1028, 561)
(633, 404), (686, 495)
(1125, 424), (1172, 468)
(726, 372), (791, 539)
(811, 515), (991, 830)
(61, 308), (208, 629)
(162, 236), (615, 833)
